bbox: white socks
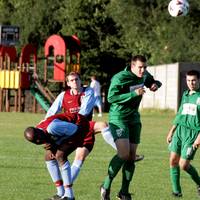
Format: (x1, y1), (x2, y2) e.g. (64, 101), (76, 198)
(46, 160), (75, 198)
(71, 160), (83, 183)
(101, 127), (117, 150)
(46, 160), (64, 197)
(60, 161), (74, 199)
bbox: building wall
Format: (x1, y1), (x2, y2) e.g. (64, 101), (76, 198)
(140, 62), (200, 112)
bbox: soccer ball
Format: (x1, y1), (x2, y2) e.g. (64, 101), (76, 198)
(168, 0), (189, 17)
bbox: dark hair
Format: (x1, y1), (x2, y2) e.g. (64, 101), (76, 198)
(131, 55), (147, 63)
(91, 75), (96, 79)
(186, 70), (200, 79)
(66, 71), (81, 81)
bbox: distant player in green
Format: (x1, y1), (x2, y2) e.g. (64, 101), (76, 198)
(100, 55), (162, 200)
(167, 70), (200, 198)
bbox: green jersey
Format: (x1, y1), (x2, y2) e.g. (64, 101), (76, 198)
(107, 67), (161, 123)
(173, 89), (200, 131)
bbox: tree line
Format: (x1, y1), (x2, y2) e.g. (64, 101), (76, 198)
(1, 0), (200, 82)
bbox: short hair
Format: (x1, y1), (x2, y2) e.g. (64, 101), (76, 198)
(186, 70), (200, 79)
(131, 55), (147, 63)
(91, 75), (96, 79)
(66, 71), (81, 81)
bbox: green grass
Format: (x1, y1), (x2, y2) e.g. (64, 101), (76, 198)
(0, 111), (200, 200)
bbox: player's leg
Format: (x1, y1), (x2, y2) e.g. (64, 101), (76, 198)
(179, 128), (200, 195)
(118, 123), (141, 200)
(179, 126), (200, 196)
(44, 120), (78, 199)
(94, 121), (117, 150)
(24, 127), (64, 200)
(117, 143), (136, 200)
(71, 147), (90, 182)
(95, 121), (144, 162)
(96, 96), (103, 117)
(45, 151), (65, 199)
(169, 125), (183, 197)
(97, 106), (103, 117)
(169, 152), (182, 197)
(101, 123), (129, 200)
(101, 138), (129, 200)
(71, 121), (95, 183)
(59, 160), (74, 199)
(56, 143), (77, 200)
(179, 158), (200, 186)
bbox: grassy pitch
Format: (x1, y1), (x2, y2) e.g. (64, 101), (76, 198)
(0, 110), (200, 200)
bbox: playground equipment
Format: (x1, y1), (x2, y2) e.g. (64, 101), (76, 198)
(0, 33), (81, 113)
(0, 44), (53, 112)
(44, 34), (81, 82)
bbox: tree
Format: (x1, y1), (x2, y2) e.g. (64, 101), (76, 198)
(0, 0), (200, 79)
(108, 0), (200, 65)
(0, 0), (64, 48)
(58, 0), (126, 81)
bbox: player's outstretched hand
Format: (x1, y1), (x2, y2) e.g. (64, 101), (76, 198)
(149, 83), (158, 92)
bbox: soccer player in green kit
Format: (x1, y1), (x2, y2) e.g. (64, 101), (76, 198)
(167, 70), (200, 198)
(100, 55), (162, 200)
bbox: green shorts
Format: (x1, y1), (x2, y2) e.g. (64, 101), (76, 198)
(109, 121), (142, 144)
(168, 125), (199, 160)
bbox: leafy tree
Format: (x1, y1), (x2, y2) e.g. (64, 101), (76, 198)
(0, 0), (15, 25)
(108, 0), (200, 65)
(0, 0), (200, 80)
(0, 0), (64, 48)
(58, 0), (126, 81)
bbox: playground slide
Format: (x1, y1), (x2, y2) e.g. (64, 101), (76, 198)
(30, 81), (55, 112)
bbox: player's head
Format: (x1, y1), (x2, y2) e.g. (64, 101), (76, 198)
(24, 127), (48, 145)
(186, 70), (200, 91)
(66, 72), (81, 90)
(91, 75), (96, 80)
(130, 55), (147, 78)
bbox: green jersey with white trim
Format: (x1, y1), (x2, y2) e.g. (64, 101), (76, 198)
(107, 67), (161, 123)
(173, 89), (200, 131)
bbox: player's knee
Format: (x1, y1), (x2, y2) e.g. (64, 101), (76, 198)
(95, 121), (108, 131)
(169, 154), (179, 167)
(55, 150), (66, 164)
(75, 147), (90, 161)
(170, 159), (178, 166)
(74, 154), (86, 162)
(117, 151), (130, 161)
(179, 160), (189, 171)
(44, 150), (55, 161)
(102, 122), (108, 129)
(116, 142), (130, 160)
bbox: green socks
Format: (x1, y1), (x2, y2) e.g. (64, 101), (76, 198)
(170, 166), (182, 193)
(121, 160), (135, 194)
(186, 164), (200, 186)
(103, 155), (135, 194)
(170, 164), (200, 194)
(103, 154), (125, 190)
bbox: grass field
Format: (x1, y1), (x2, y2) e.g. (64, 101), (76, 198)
(0, 110), (200, 200)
